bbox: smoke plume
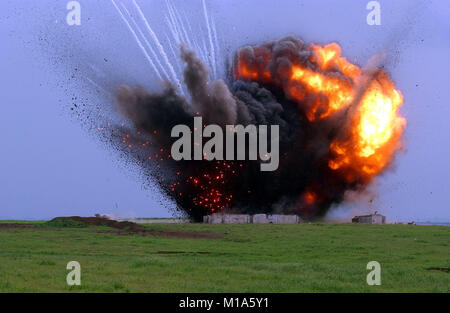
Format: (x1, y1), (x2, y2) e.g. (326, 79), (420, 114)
(112, 36), (406, 221)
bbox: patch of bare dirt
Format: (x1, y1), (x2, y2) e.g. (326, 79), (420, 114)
(147, 229), (223, 239)
(426, 267), (450, 273)
(156, 251), (211, 254)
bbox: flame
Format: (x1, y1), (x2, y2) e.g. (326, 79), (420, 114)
(291, 65), (355, 120)
(235, 41), (406, 185)
(303, 191), (316, 205)
(329, 71), (406, 182)
(311, 43), (361, 78)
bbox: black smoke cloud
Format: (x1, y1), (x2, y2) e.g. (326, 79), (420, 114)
(112, 37), (368, 221)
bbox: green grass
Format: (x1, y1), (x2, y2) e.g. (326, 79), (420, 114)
(0, 222), (448, 292)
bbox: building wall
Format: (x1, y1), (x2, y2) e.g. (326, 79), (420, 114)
(360, 216), (373, 224)
(208, 213), (224, 224)
(203, 213), (302, 224)
(352, 214), (386, 224)
(223, 214), (250, 224)
(371, 215), (385, 224)
(252, 214), (270, 224)
(271, 214), (300, 224)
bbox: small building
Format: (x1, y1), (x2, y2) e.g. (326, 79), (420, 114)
(352, 213), (386, 224)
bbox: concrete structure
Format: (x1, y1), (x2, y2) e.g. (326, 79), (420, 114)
(203, 213), (224, 224)
(268, 214), (301, 224)
(223, 214), (250, 224)
(203, 213), (302, 224)
(252, 214), (271, 224)
(119, 218), (190, 224)
(352, 213), (386, 224)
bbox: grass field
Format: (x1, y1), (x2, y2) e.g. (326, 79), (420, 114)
(0, 221), (448, 292)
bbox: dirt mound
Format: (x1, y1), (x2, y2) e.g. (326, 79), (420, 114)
(51, 216), (140, 231)
(52, 216), (223, 239)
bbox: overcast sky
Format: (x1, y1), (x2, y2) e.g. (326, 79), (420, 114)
(0, 0), (449, 222)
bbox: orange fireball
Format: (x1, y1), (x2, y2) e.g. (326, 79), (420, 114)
(329, 70), (406, 182)
(235, 41), (406, 185)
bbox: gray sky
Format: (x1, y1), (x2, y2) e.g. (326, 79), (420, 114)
(0, 0), (449, 221)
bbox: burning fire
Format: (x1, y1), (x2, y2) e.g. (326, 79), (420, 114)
(235, 41), (406, 185)
(329, 71), (406, 182)
(111, 37), (407, 220)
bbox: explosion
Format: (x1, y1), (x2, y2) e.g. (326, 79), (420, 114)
(111, 36), (406, 221)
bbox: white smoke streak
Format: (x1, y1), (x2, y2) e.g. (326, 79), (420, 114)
(165, 1), (182, 44)
(132, 0), (182, 91)
(164, 32), (182, 73)
(164, 0), (206, 67)
(170, 1), (212, 73)
(201, 0), (217, 79)
(110, 0), (163, 81)
(86, 76), (110, 95)
(120, 3), (170, 81)
(165, 14), (180, 43)
(166, 0), (191, 47)
(210, 13), (221, 76)
(111, 0), (221, 96)
(178, 8), (208, 63)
